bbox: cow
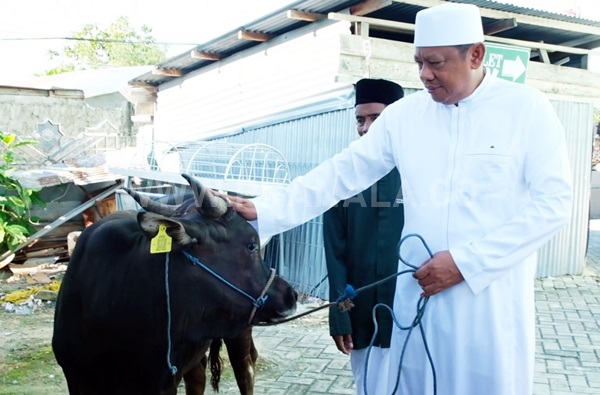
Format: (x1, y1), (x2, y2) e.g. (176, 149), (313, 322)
(52, 174), (297, 395)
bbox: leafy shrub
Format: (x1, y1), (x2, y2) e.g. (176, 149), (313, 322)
(0, 131), (45, 255)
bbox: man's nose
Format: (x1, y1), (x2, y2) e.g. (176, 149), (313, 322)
(419, 64), (433, 80)
(361, 119), (373, 134)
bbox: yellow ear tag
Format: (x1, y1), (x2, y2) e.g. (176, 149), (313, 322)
(150, 224), (172, 254)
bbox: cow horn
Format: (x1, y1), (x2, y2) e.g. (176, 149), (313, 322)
(123, 188), (178, 217)
(181, 174), (228, 218)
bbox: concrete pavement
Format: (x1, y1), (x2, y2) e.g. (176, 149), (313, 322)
(245, 221), (600, 395)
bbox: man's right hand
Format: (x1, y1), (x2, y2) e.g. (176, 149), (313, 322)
(332, 334), (354, 355)
(218, 194), (258, 221)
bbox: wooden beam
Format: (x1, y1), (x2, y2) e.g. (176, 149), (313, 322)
(330, 12), (594, 56)
(190, 50), (222, 61)
(560, 36), (600, 48)
(484, 18), (517, 35)
(539, 48), (551, 64)
(0, 86), (82, 98)
(130, 114), (154, 124)
(151, 68), (183, 77)
(487, 35), (593, 56)
(237, 30), (273, 42)
(392, 0), (600, 36)
(286, 9), (326, 22)
(128, 81), (158, 89)
(356, 22), (371, 38)
(350, 0), (392, 16)
(126, 85), (158, 95)
(581, 54), (590, 70)
(329, 12), (414, 33)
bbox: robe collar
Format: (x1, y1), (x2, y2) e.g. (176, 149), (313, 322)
(454, 68), (493, 106)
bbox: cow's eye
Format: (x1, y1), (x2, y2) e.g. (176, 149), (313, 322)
(247, 242), (259, 253)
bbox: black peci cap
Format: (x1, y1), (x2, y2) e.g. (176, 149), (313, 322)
(355, 78), (404, 106)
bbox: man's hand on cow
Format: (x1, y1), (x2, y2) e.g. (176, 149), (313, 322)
(220, 194), (258, 221)
(332, 334), (353, 355)
(413, 251), (464, 297)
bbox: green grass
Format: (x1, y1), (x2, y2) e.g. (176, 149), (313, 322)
(0, 343), (66, 394)
(0, 330), (277, 395)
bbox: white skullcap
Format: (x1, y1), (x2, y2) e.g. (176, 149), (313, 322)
(414, 3), (484, 47)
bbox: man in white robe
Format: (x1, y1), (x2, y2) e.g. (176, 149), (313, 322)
(226, 3), (573, 395)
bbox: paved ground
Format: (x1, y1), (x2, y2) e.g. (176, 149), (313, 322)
(247, 221), (600, 395)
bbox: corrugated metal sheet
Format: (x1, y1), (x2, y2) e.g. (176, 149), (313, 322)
(216, 108), (358, 298)
(216, 109), (355, 177)
(216, 107), (355, 299)
(129, 0), (600, 87)
(13, 165), (123, 189)
(536, 100), (594, 278)
(277, 218), (330, 298)
(458, 0), (600, 24)
(131, 0), (364, 86)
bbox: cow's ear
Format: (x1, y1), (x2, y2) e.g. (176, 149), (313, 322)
(137, 212), (197, 246)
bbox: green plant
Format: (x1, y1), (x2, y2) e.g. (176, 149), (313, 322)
(0, 131), (45, 255)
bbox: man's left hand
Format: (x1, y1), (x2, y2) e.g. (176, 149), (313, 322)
(413, 251), (464, 297)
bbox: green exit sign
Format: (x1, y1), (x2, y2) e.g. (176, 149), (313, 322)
(484, 43), (531, 84)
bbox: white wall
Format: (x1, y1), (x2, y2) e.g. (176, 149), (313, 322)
(154, 20), (352, 143)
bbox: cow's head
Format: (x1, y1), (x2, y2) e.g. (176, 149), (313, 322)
(124, 174), (297, 333)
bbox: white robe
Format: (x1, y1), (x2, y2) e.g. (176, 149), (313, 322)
(351, 346), (392, 395)
(252, 73), (573, 395)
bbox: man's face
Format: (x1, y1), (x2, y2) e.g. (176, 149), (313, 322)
(414, 44), (484, 104)
(355, 102), (387, 137)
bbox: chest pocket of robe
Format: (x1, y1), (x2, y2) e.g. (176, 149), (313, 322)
(459, 151), (515, 202)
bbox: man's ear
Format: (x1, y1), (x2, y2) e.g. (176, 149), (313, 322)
(470, 43), (486, 69)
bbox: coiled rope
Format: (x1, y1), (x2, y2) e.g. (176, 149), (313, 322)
(361, 234), (437, 395)
(256, 233), (438, 395)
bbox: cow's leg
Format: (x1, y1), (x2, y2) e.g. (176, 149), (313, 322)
(183, 355), (208, 395)
(224, 327), (258, 395)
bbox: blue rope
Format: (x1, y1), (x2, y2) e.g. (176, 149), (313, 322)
(164, 253), (178, 376)
(344, 284), (357, 299)
(335, 233), (437, 395)
(163, 250), (271, 377)
(181, 250), (268, 308)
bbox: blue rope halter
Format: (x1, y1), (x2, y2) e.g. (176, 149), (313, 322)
(181, 250), (273, 310)
(162, 250), (275, 377)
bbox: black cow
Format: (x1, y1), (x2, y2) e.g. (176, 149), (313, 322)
(52, 174), (297, 395)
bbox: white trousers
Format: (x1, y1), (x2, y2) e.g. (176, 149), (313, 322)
(351, 346), (391, 395)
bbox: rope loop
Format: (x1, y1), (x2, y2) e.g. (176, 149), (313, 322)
(361, 233), (437, 395)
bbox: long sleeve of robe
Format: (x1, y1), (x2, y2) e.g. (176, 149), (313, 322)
(251, 73), (572, 395)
